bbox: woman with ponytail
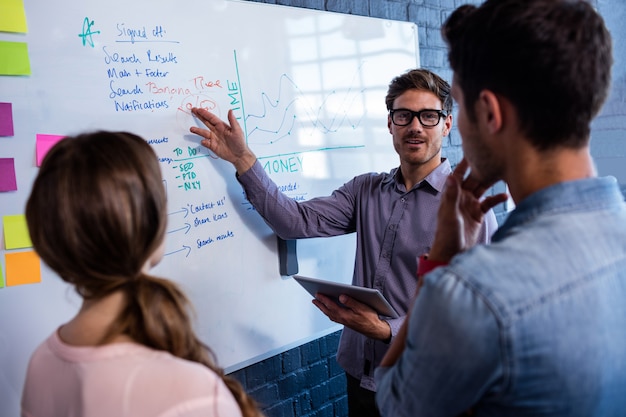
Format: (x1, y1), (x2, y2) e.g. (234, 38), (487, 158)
(21, 131), (263, 417)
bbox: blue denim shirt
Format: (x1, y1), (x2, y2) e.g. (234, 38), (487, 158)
(238, 159), (497, 390)
(375, 176), (626, 416)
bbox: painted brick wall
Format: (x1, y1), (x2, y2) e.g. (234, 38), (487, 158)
(227, 1), (624, 416)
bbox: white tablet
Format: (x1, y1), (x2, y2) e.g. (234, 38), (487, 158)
(292, 275), (399, 318)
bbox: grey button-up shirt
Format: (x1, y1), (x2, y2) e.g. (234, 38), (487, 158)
(238, 158), (497, 391)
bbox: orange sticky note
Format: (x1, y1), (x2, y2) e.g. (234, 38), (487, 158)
(36, 134), (65, 166)
(5, 251), (41, 286)
(3, 214), (32, 249)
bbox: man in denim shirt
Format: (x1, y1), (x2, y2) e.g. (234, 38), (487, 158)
(376, 1), (626, 416)
(190, 69), (497, 417)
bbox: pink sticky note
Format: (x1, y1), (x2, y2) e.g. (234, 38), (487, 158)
(36, 134), (65, 166)
(0, 103), (13, 136)
(0, 158), (17, 192)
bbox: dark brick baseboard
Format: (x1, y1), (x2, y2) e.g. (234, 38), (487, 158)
(228, 331), (347, 417)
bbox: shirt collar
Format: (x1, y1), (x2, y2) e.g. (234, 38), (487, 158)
(388, 158), (452, 193)
(493, 176), (623, 242)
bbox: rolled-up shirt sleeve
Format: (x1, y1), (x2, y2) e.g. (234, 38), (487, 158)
(384, 316), (405, 343)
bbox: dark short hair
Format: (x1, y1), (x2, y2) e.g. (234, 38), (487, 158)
(385, 68), (453, 114)
(442, 0), (612, 150)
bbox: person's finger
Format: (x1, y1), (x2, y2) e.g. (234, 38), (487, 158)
(442, 174), (461, 213)
(225, 109), (245, 136)
(191, 107), (219, 131)
(312, 298), (346, 324)
(189, 126), (211, 141)
(480, 192), (509, 213)
(226, 109), (238, 126)
(312, 298), (327, 312)
(453, 157), (499, 198)
(461, 175), (484, 196)
(311, 299), (333, 320)
(458, 168), (496, 197)
(200, 137), (211, 150)
(314, 292), (334, 304)
(451, 158), (470, 182)
(338, 294), (368, 313)
(429, 174), (463, 261)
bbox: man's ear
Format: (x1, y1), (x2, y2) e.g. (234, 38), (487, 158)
(387, 114), (393, 134)
(442, 113), (453, 137)
(476, 90), (503, 134)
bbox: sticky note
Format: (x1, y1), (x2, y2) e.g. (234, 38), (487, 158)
(0, 41), (30, 75)
(0, 259), (4, 288)
(0, 103), (14, 136)
(3, 214), (32, 249)
(5, 251), (41, 286)
(0, 0), (28, 33)
(36, 134), (65, 166)
(0, 158), (17, 191)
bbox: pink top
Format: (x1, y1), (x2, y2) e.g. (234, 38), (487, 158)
(21, 330), (243, 417)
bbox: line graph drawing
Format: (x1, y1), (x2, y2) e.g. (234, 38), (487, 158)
(234, 51), (368, 152)
(244, 73), (367, 144)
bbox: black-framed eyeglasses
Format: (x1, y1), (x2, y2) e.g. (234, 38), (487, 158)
(389, 108), (447, 127)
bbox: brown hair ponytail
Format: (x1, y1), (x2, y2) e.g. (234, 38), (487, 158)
(26, 131), (263, 417)
(111, 273), (264, 417)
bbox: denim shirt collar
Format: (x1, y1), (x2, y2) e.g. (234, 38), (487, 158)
(493, 176), (623, 243)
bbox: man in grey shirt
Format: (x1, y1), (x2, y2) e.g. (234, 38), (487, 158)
(190, 69), (498, 417)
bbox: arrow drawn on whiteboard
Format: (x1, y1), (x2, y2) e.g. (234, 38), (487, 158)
(167, 223), (191, 235)
(168, 207), (190, 218)
(165, 245), (192, 258)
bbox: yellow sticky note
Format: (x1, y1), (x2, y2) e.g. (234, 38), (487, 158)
(0, 259), (4, 288)
(3, 214), (32, 249)
(0, 0), (28, 33)
(0, 41), (30, 75)
(5, 251), (41, 286)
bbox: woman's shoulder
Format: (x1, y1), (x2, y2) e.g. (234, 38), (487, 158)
(126, 349), (243, 416)
(23, 334), (243, 417)
(134, 348), (223, 386)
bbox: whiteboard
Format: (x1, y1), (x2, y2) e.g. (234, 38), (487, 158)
(0, 0), (418, 412)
